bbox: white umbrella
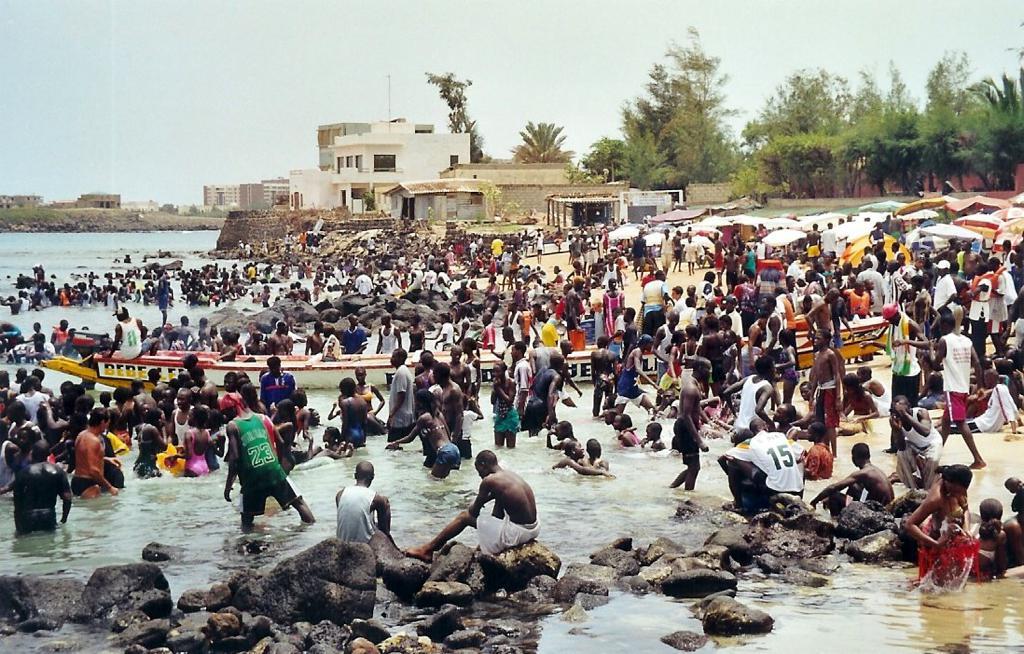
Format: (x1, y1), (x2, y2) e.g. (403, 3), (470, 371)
(729, 214), (767, 227)
(683, 235), (715, 250)
(798, 212), (846, 231)
(763, 229), (806, 247)
(608, 225), (640, 240)
(644, 232), (665, 246)
(920, 223), (983, 241)
(763, 217), (801, 230)
(698, 216), (735, 229)
(900, 209), (940, 222)
(833, 220), (875, 242)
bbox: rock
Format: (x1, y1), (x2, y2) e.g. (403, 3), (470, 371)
(887, 490), (929, 518)
(414, 581), (474, 608)
(141, 542), (182, 563)
(660, 630), (709, 651)
(551, 575), (609, 603)
(266, 643), (302, 654)
(124, 646), (148, 654)
(835, 501), (896, 540)
(704, 525), (752, 565)
(845, 529), (903, 563)
(308, 645), (343, 654)
(251, 308), (286, 333)
(745, 514), (834, 559)
(379, 558), (430, 601)
(207, 307), (253, 333)
(335, 294), (372, 317)
(248, 615), (274, 640)
(444, 629), (486, 649)
(377, 633), (443, 654)
(82, 563), (172, 622)
(110, 609), (149, 633)
(0, 575), (86, 626)
(560, 603), (589, 623)
(177, 589), (208, 613)
(637, 537), (686, 566)
(638, 563), (674, 585)
(588, 547), (640, 577)
(116, 618), (170, 648)
(608, 537), (633, 551)
(754, 553), (791, 574)
(165, 626), (208, 653)
(660, 570), (738, 598)
(319, 308), (342, 323)
(478, 542), (561, 592)
(701, 597), (774, 635)
(15, 617), (61, 632)
(232, 538), (376, 627)
(350, 618), (390, 644)
(272, 298), (319, 324)
(428, 543), (476, 583)
(797, 557), (841, 575)
(617, 575), (652, 594)
(575, 593), (611, 610)
(781, 568), (830, 588)
(307, 620), (352, 650)
(416, 604), (462, 641)
(205, 583), (232, 611)
(686, 544), (731, 572)
(206, 611), (243, 641)
(347, 637), (381, 654)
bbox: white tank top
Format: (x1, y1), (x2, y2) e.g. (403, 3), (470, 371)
(736, 378), (770, 430)
(941, 333), (973, 393)
(115, 319), (142, 359)
(379, 327), (399, 354)
(173, 409), (190, 443)
(336, 485), (376, 544)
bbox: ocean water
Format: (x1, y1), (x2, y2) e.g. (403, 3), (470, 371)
(0, 232), (1020, 653)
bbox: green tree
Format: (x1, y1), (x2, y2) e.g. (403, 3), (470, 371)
(967, 69), (1024, 189)
(581, 137), (626, 181)
(926, 51), (973, 115)
(622, 29), (738, 191)
(742, 69), (851, 149)
(564, 163), (603, 184)
(622, 129), (671, 190)
(512, 122), (573, 163)
(426, 72), (485, 162)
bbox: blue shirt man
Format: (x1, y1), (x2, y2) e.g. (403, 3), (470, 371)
(259, 356), (296, 407)
(342, 318), (368, 355)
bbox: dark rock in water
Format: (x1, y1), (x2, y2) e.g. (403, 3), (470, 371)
(252, 308), (286, 333)
(444, 629), (486, 649)
(700, 596), (774, 635)
(123, 645), (148, 654)
(212, 634), (251, 651)
(887, 490), (929, 518)
(781, 568), (830, 588)
(247, 614), (273, 640)
(335, 294), (372, 317)
(428, 543), (475, 583)
(660, 570), (738, 598)
(306, 620), (352, 651)
(206, 307), (252, 334)
(686, 544), (731, 572)
(116, 618), (170, 647)
(368, 531), (404, 568)
(319, 308), (342, 323)
(164, 626), (207, 654)
(206, 611), (243, 640)
(110, 609), (149, 633)
(478, 542), (561, 592)
(617, 575), (652, 594)
(15, 617), (61, 633)
(380, 558), (430, 601)
(266, 642), (302, 654)
(835, 500), (895, 540)
(551, 575), (609, 604)
(347, 637), (382, 654)
(141, 542), (182, 563)
(83, 563), (172, 622)
(589, 547), (640, 577)
(0, 575), (86, 626)
(638, 536), (686, 566)
(414, 581), (474, 607)
(308, 644), (343, 654)
(417, 603), (462, 641)
(660, 630), (709, 651)
(232, 539), (376, 627)
(844, 530), (903, 563)
(754, 553), (791, 574)
(377, 632), (444, 653)
(608, 537), (633, 551)
(177, 588), (209, 613)
(350, 618), (390, 644)
(272, 298), (319, 324)
(745, 514), (834, 559)
(575, 593), (611, 610)
(797, 557), (841, 575)
(704, 525), (752, 565)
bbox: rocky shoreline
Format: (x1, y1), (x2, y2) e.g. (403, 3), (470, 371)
(0, 490), (927, 654)
(0, 209), (224, 233)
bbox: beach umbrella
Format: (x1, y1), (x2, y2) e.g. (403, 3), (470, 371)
(992, 207), (1024, 222)
(841, 234), (910, 266)
(729, 214), (767, 227)
(945, 195), (1011, 214)
(608, 225), (640, 240)
(698, 216), (735, 229)
(833, 220), (875, 242)
(763, 217), (801, 229)
(797, 212), (846, 231)
(919, 224), (983, 241)
(859, 200), (906, 212)
(905, 228), (943, 252)
(894, 197), (954, 216)
(683, 235), (715, 250)
(953, 214), (1002, 239)
(644, 232), (666, 246)
(898, 208), (940, 223)
(762, 228), (806, 247)
(1011, 191), (1024, 206)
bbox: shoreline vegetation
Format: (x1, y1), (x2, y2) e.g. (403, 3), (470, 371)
(0, 208), (224, 233)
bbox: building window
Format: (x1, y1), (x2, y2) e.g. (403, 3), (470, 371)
(373, 154), (396, 172)
(355, 155), (363, 170)
(337, 157), (342, 173)
(346, 156), (354, 168)
(450, 154), (459, 167)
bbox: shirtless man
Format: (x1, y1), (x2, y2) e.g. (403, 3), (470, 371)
(808, 329), (842, 456)
(697, 316), (727, 395)
(387, 390), (462, 479)
(406, 450), (540, 560)
(267, 321), (294, 356)
(449, 346), (472, 397)
(72, 408), (119, 498)
(590, 336), (617, 417)
(810, 443), (894, 517)
(431, 362), (466, 452)
(670, 371), (708, 490)
(12, 440), (73, 534)
(304, 321), (325, 356)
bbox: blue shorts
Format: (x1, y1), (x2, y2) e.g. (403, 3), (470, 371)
(435, 442), (462, 469)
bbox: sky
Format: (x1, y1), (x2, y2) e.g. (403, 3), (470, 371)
(1, 0), (1022, 205)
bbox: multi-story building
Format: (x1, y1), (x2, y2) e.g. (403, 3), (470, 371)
(204, 178), (290, 210)
(203, 184), (241, 209)
(290, 119), (469, 212)
(0, 194), (42, 209)
(261, 178), (289, 208)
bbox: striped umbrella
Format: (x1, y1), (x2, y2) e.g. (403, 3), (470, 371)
(953, 213), (1003, 240)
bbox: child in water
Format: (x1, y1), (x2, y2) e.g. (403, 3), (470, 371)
(615, 414), (640, 447)
(977, 498), (1007, 580)
(641, 423), (666, 451)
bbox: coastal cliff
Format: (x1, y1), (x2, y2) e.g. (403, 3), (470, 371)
(0, 208), (224, 233)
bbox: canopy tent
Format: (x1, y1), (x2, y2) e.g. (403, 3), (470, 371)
(953, 213), (1003, 239)
(762, 228), (806, 247)
(840, 234), (911, 266)
(649, 208), (707, 224)
(651, 222), (721, 237)
(851, 211), (890, 224)
(858, 200), (906, 212)
(894, 196), (955, 216)
(995, 218), (1024, 238)
(608, 225), (640, 240)
(905, 228), (944, 252)
(919, 224), (984, 241)
(945, 195), (1011, 214)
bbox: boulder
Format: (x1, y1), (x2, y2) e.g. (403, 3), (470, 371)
(745, 515), (834, 559)
(701, 597), (774, 635)
(177, 589), (208, 614)
(15, 617), (62, 633)
(844, 530), (903, 563)
(414, 582), (474, 608)
(560, 603), (589, 623)
(444, 629), (486, 649)
(660, 570), (738, 598)
(428, 543), (476, 583)
(660, 630), (709, 651)
(347, 637), (381, 654)
(205, 611), (242, 641)
(781, 568), (830, 588)
(82, 563), (172, 623)
(551, 575), (609, 604)
(251, 308), (286, 333)
(319, 308), (342, 323)
(704, 525), (752, 565)
(232, 539), (376, 627)
(0, 575), (86, 626)
(377, 633), (444, 654)
(307, 620), (352, 651)
(207, 307), (252, 333)
(754, 553), (791, 575)
(141, 542), (182, 563)
(379, 558), (430, 601)
(335, 294), (372, 317)
(617, 575), (652, 594)
(575, 592), (611, 610)
(478, 542), (561, 592)
(835, 501), (896, 540)
(116, 618), (170, 648)
(350, 618), (391, 645)
(887, 490), (929, 518)
(589, 547), (640, 577)
(272, 298), (319, 324)
(637, 537), (686, 566)
(416, 604), (462, 641)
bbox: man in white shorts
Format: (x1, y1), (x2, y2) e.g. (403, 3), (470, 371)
(406, 450), (539, 560)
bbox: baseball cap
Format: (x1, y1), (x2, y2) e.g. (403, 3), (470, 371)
(936, 260), (950, 270)
(881, 303), (899, 321)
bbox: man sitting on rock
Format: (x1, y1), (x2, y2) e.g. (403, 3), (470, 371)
(809, 443), (894, 518)
(406, 450), (539, 561)
(719, 418), (805, 513)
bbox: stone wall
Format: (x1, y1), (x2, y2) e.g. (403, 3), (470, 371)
(216, 207), (360, 250)
(686, 183), (732, 204)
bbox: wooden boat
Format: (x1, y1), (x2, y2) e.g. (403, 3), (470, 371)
(42, 317), (890, 390)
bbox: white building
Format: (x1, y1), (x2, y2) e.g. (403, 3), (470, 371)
(289, 120), (470, 213)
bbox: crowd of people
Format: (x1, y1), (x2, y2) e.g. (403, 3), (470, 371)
(3, 213), (1024, 588)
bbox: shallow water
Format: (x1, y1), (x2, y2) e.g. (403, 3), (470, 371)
(0, 232), (1022, 653)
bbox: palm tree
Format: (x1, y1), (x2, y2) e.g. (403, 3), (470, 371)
(512, 122), (574, 163)
(972, 69), (1024, 115)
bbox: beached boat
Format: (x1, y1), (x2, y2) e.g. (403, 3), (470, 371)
(41, 317), (890, 390)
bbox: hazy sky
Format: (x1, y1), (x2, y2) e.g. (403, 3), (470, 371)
(2, 0), (1021, 204)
